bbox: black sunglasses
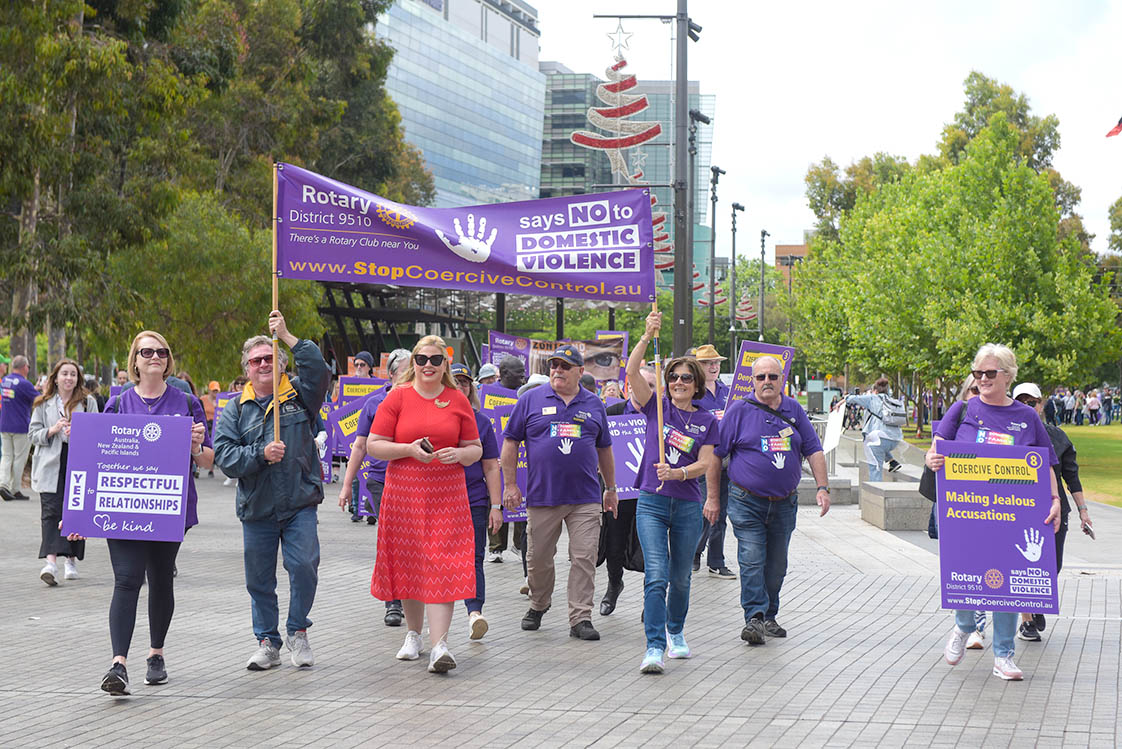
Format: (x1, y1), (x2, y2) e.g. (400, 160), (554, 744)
(754, 373), (780, 382)
(971, 368), (1005, 380)
(550, 360), (574, 371)
(667, 372), (695, 383)
(1018, 397), (1040, 407)
(139, 347), (170, 360)
(414, 354), (445, 367)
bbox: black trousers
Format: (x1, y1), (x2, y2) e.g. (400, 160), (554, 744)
(107, 539), (181, 658)
(39, 491), (84, 559)
(604, 498), (638, 586)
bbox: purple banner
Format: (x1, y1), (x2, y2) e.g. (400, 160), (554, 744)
(728, 341), (796, 406)
(337, 376), (386, 404)
(486, 331), (625, 382)
(936, 441), (1058, 614)
(607, 413), (646, 500)
(62, 412), (192, 542)
(596, 330), (629, 381)
(277, 163), (655, 302)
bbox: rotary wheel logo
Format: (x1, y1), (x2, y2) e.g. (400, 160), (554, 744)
(376, 205), (415, 229)
(984, 568), (1004, 589)
(142, 423), (162, 442)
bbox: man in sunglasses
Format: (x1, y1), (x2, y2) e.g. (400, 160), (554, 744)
(213, 311), (331, 672)
(715, 355), (831, 645)
(502, 345), (618, 641)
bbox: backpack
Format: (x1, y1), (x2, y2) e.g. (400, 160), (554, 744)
(875, 394), (907, 427)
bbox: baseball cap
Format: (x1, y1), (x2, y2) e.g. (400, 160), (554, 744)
(547, 345), (584, 367)
(208, 380), (220, 391)
(354, 351), (375, 368)
(1012, 383), (1042, 401)
(450, 363), (472, 379)
(477, 363), (499, 379)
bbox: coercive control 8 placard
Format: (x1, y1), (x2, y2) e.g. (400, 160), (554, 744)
(61, 412), (193, 542)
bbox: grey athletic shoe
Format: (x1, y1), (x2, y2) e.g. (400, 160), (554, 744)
(286, 630), (315, 667)
(740, 617), (766, 645)
(247, 639), (282, 671)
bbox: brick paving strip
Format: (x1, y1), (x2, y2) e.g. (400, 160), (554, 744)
(1, 475), (1118, 748)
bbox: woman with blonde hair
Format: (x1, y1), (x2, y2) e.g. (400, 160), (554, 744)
(368, 335), (482, 672)
(29, 358), (99, 586)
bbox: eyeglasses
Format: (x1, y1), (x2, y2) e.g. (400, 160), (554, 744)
(754, 373), (781, 382)
(550, 360), (574, 371)
(667, 372), (695, 383)
(971, 369), (1005, 380)
(1020, 397), (1040, 407)
(139, 348), (170, 360)
(247, 355), (273, 368)
(413, 354), (445, 367)
(969, 386), (980, 395)
(354, 362), (371, 370)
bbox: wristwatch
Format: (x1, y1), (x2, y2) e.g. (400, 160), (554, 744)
(490, 504), (502, 510)
(816, 485), (830, 494)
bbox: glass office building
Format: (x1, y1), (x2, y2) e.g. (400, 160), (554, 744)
(539, 62), (612, 198)
(376, 0), (546, 207)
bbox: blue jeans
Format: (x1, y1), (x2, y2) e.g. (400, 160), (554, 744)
(726, 484), (798, 622)
(955, 610), (1015, 658)
(636, 491), (704, 651)
(464, 505), (488, 614)
(242, 505), (320, 647)
(865, 436), (899, 481)
(695, 470), (730, 568)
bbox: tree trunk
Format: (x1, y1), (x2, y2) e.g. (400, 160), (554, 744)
(47, 318), (66, 367)
(12, 169), (40, 376)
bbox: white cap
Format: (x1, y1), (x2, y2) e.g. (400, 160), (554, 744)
(1012, 382), (1042, 400)
(477, 363), (499, 379)
(517, 373), (549, 396)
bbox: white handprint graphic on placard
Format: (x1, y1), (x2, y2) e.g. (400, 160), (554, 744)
(667, 446), (681, 465)
(1015, 527), (1043, 562)
(435, 213), (496, 263)
(770, 453), (786, 470)
(625, 438), (644, 474)
(558, 438), (573, 455)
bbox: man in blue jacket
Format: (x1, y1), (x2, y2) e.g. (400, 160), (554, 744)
(214, 311), (330, 672)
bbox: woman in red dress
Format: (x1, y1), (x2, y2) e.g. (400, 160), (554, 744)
(368, 335), (481, 673)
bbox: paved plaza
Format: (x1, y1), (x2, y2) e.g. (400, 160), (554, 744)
(2, 465), (1120, 748)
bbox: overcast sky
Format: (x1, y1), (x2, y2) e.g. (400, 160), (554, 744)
(536, 0), (1122, 262)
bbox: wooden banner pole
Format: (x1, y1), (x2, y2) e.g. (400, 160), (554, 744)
(272, 163), (280, 442)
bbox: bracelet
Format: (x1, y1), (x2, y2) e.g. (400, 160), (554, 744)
(680, 467), (687, 480)
(191, 446), (203, 457)
(1076, 504), (1087, 511)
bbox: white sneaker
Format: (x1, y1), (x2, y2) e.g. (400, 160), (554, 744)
(944, 628), (970, 665)
(486, 551), (503, 563)
(63, 558), (78, 580)
(222, 477), (235, 487)
(428, 640), (456, 673)
(993, 655), (1024, 680)
(40, 562), (58, 587)
(519, 578), (529, 596)
(285, 630), (315, 667)
(966, 630), (985, 650)
(468, 611), (488, 640)
(396, 630), (423, 661)
(246, 640), (281, 670)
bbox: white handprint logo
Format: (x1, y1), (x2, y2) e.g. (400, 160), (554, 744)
(435, 214), (496, 263)
(558, 438), (573, 455)
(1015, 527), (1043, 562)
(667, 447), (681, 465)
(770, 453), (786, 470)
(624, 438), (644, 474)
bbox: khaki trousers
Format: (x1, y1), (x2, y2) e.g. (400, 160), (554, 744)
(0, 432), (31, 493)
(527, 502), (601, 626)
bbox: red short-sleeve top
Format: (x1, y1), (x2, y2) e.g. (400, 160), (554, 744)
(371, 384), (479, 452)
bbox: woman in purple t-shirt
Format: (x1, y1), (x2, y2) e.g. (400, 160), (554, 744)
(926, 343), (1060, 683)
(626, 311), (719, 675)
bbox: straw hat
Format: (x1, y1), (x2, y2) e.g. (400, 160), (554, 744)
(692, 344), (727, 362)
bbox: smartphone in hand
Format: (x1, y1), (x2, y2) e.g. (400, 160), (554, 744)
(1082, 522), (1095, 541)
(420, 437), (435, 454)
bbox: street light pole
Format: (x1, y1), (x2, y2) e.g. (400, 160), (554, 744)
(729, 202), (744, 362)
(702, 159), (721, 343)
(759, 229), (769, 342)
(671, 0), (701, 356)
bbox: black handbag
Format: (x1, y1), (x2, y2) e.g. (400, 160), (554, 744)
(919, 403), (967, 501)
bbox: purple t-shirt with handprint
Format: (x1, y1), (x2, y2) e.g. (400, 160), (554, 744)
(634, 396), (719, 502)
(503, 385), (611, 507)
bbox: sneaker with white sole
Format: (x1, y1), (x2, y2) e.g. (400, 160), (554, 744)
(486, 551), (503, 563)
(993, 655), (1024, 680)
(944, 628), (970, 665)
(396, 630), (423, 660)
(468, 611), (488, 640)
(285, 630), (315, 667)
(40, 562), (59, 587)
(666, 632), (691, 659)
(519, 578), (529, 596)
(428, 640), (457, 673)
(63, 558), (78, 580)
(708, 566), (737, 579)
(246, 640), (281, 671)
(639, 647), (665, 674)
(966, 630), (986, 650)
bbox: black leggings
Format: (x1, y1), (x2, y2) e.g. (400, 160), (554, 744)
(107, 539), (181, 658)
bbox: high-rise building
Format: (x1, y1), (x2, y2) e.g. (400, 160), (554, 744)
(538, 62), (612, 198)
(376, 0), (546, 207)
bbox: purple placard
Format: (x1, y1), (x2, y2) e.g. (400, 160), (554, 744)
(110, 385), (122, 398)
(212, 391), (239, 429)
(936, 441), (1057, 614)
(728, 341), (796, 406)
(479, 343), (490, 367)
(607, 413), (646, 500)
(328, 392), (376, 458)
(62, 412), (191, 542)
(485, 403), (528, 522)
(354, 457), (377, 517)
(337, 376), (386, 404)
(479, 384), (518, 412)
(277, 163), (655, 302)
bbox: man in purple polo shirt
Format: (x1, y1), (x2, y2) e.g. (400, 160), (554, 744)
(715, 354), (831, 645)
(502, 345), (618, 641)
(1, 355), (40, 501)
(337, 348), (411, 625)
